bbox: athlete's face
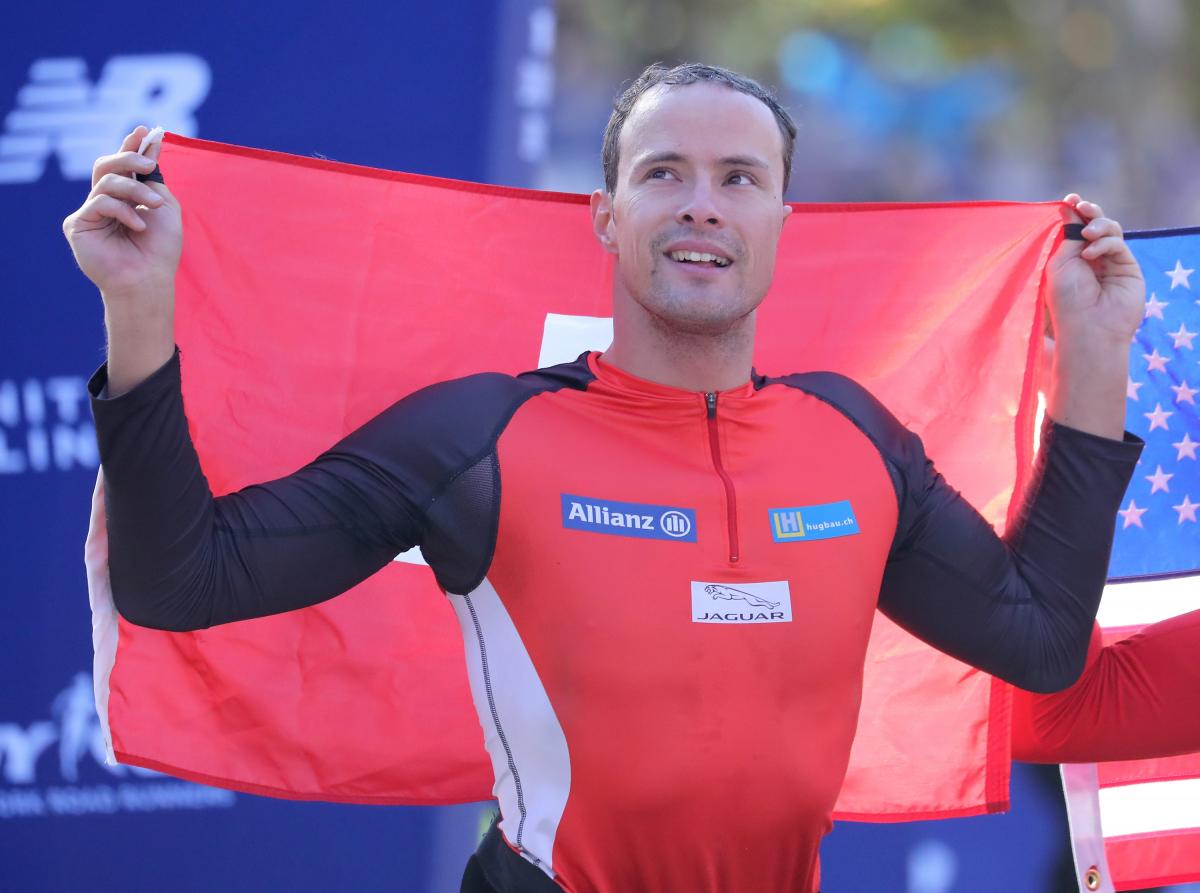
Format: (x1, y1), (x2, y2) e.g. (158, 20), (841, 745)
(590, 82), (792, 336)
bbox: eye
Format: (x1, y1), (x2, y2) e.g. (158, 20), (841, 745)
(726, 172), (756, 186)
(647, 168), (677, 181)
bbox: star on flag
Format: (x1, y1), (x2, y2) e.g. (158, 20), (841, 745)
(1174, 433), (1199, 460)
(1166, 259), (1194, 290)
(1168, 323), (1196, 349)
(1144, 403), (1174, 431)
(1172, 494), (1199, 524)
(1145, 465), (1174, 494)
(1171, 380), (1198, 404)
(1117, 499), (1148, 529)
(1144, 348), (1170, 372)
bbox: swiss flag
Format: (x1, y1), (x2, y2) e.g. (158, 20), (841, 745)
(88, 133), (1064, 817)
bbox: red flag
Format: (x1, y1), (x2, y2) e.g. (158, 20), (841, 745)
(87, 133), (1065, 816)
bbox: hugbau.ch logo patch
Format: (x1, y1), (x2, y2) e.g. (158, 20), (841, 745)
(769, 500), (860, 543)
(561, 494), (696, 542)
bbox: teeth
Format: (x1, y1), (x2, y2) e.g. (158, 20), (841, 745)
(669, 250), (730, 267)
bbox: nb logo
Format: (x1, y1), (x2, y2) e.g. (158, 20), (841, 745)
(0, 54), (211, 184)
(659, 510), (692, 538)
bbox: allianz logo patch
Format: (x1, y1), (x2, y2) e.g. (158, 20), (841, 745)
(769, 500), (860, 543)
(691, 581), (792, 624)
(561, 494), (696, 542)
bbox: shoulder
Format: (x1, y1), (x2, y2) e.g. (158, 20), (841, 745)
(335, 354), (594, 470)
(381, 352), (594, 433)
(757, 370), (925, 471)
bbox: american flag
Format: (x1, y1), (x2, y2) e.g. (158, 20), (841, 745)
(1064, 226), (1200, 892)
(1113, 233), (1200, 575)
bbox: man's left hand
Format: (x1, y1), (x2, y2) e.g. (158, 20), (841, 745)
(1046, 194), (1145, 347)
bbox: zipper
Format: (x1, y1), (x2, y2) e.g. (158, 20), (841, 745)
(705, 392), (740, 563)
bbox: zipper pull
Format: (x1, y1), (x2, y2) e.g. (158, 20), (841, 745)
(705, 391), (717, 419)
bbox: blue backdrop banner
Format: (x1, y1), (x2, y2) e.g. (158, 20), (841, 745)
(0, 2), (549, 889)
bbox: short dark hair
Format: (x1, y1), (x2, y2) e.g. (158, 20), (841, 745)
(601, 62), (797, 195)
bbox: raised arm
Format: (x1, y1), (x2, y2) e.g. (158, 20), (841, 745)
(876, 413), (1142, 692)
(64, 127), (412, 630)
(88, 348), (431, 631)
(69, 128), (525, 632)
(876, 195), (1147, 692)
(88, 341), (541, 632)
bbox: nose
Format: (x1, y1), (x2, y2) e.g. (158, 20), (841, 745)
(676, 183), (722, 227)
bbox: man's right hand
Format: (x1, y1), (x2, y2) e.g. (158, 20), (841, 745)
(63, 125), (182, 395)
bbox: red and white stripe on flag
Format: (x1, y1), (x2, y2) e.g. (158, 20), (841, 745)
(1064, 577), (1200, 892)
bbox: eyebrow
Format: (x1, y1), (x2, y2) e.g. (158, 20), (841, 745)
(633, 151), (769, 171)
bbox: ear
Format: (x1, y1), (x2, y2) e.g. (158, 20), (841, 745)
(590, 189), (619, 255)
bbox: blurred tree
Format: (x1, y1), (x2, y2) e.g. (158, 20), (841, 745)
(549, 0), (1200, 227)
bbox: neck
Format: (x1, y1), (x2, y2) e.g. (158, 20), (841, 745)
(601, 288), (756, 393)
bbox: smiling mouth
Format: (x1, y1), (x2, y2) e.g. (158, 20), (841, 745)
(666, 249), (732, 269)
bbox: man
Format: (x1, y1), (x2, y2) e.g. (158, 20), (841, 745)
(65, 64), (1144, 892)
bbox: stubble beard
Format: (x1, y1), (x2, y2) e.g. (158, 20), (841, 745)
(637, 253), (757, 339)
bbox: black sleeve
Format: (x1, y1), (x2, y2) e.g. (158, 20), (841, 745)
(780, 371), (1144, 694)
(88, 349), (524, 632)
(876, 410), (1144, 693)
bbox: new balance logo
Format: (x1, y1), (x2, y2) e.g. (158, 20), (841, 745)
(0, 55), (211, 184)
